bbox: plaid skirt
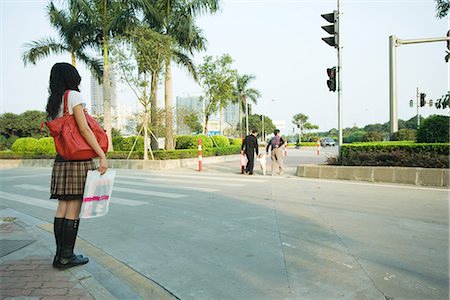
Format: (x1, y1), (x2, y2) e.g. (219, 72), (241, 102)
(50, 158), (96, 201)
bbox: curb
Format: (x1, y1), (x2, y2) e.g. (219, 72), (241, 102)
(296, 165), (449, 187)
(0, 154), (240, 170)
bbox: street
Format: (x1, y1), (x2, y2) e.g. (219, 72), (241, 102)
(0, 156), (448, 300)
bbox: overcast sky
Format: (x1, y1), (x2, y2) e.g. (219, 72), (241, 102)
(1, 0), (448, 135)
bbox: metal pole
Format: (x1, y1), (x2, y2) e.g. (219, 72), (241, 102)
(337, 0), (343, 153)
(416, 87), (420, 129)
(389, 35), (398, 138)
(389, 35), (449, 139)
(262, 114), (265, 142)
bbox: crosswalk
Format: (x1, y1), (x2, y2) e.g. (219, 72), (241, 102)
(0, 171), (268, 212)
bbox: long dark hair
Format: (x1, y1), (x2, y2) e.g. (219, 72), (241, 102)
(46, 62), (81, 120)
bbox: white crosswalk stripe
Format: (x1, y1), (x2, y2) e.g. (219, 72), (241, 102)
(119, 173), (266, 183)
(0, 191), (56, 210)
(118, 176), (245, 187)
(115, 180), (218, 192)
(113, 187), (187, 199)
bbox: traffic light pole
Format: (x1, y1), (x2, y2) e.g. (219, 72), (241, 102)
(337, 0), (343, 153)
(389, 35), (450, 138)
(416, 87), (420, 129)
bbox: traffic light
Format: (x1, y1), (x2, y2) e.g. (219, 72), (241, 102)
(419, 93), (426, 107)
(446, 30), (450, 63)
(321, 11), (338, 48)
(326, 67), (336, 92)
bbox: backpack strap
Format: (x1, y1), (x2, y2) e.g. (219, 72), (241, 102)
(63, 90), (70, 116)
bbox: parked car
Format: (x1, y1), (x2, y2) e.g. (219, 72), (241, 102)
(320, 137), (336, 147)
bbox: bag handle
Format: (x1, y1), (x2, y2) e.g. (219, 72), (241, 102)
(63, 90), (70, 116)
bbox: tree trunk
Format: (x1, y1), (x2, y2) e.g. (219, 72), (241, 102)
(71, 51), (76, 66)
(164, 58), (174, 150)
(244, 97), (249, 136)
(204, 115), (209, 135)
(102, 37), (113, 151)
(150, 72), (159, 150)
(143, 109), (149, 161)
(238, 98), (243, 138)
(219, 106), (223, 135)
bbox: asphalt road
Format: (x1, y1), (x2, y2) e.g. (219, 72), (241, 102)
(0, 162), (448, 300)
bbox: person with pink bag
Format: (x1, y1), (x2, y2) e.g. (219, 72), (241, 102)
(46, 63), (108, 269)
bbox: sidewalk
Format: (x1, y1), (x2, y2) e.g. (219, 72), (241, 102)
(0, 208), (176, 300)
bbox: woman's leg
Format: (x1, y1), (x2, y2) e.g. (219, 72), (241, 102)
(54, 199), (88, 269)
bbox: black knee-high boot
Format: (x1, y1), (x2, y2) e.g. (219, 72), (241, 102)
(54, 219), (89, 269)
(53, 217), (64, 267)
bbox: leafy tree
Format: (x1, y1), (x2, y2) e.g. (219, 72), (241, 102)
(198, 54), (237, 134)
(435, 0), (449, 18)
(183, 111), (203, 134)
(19, 110), (48, 138)
(392, 129), (417, 141)
(0, 112), (20, 138)
(22, 2), (102, 78)
(292, 113), (318, 143)
(417, 115), (450, 143)
(79, 0), (141, 151)
(143, 0), (220, 150)
(233, 74), (261, 137)
(112, 26), (170, 159)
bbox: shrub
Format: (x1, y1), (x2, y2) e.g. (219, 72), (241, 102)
(112, 136), (125, 151)
(35, 137), (56, 155)
(175, 135), (213, 149)
(211, 135), (230, 147)
(11, 138), (39, 154)
(339, 142), (449, 168)
(362, 131), (384, 142)
(392, 129), (416, 141)
(229, 138), (242, 145)
(343, 131), (365, 143)
(0, 135), (19, 151)
(417, 115), (449, 143)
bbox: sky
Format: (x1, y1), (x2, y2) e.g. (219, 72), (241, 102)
(1, 0), (449, 135)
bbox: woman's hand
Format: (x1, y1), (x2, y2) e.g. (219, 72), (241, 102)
(98, 155), (108, 175)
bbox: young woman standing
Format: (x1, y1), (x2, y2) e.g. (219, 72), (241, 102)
(46, 63), (108, 269)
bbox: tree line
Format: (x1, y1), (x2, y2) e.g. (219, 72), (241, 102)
(20, 0), (261, 155)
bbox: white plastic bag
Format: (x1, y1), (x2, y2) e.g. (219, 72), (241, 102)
(80, 170), (116, 219)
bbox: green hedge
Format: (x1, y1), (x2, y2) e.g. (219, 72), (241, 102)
(175, 135), (213, 149)
(229, 138), (242, 146)
(339, 142), (449, 168)
(11, 137), (39, 154)
(106, 145), (241, 160)
(211, 135), (230, 147)
(35, 137), (56, 155)
(113, 136), (144, 151)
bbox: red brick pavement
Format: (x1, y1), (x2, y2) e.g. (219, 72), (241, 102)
(0, 256), (94, 300)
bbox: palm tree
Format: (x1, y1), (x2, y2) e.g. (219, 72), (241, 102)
(143, 0), (220, 150)
(22, 2), (102, 79)
(234, 74), (261, 137)
(74, 0), (141, 151)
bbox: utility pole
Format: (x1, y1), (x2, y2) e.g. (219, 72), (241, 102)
(389, 35), (450, 138)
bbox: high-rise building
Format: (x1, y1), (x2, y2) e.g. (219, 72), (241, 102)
(175, 95), (239, 136)
(90, 70), (118, 121)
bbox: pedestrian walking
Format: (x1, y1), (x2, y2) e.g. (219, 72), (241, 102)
(46, 63), (108, 269)
(241, 129), (259, 175)
(266, 129), (285, 176)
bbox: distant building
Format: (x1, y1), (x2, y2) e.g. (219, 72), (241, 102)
(175, 95), (239, 136)
(90, 70), (118, 121)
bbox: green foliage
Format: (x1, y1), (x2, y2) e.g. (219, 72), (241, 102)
(392, 129), (417, 141)
(0, 135), (18, 151)
(211, 135), (230, 147)
(339, 142), (449, 168)
(183, 111), (203, 134)
(112, 136), (144, 151)
(198, 54), (237, 133)
(417, 115), (449, 143)
(35, 137), (56, 155)
(175, 135), (213, 149)
(362, 131), (384, 142)
(11, 138), (39, 154)
(229, 138), (243, 145)
(343, 131), (365, 143)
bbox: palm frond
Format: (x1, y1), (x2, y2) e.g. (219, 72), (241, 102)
(172, 49), (197, 81)
(75, 50), (104, 82)
(22, 38), (69, 65)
